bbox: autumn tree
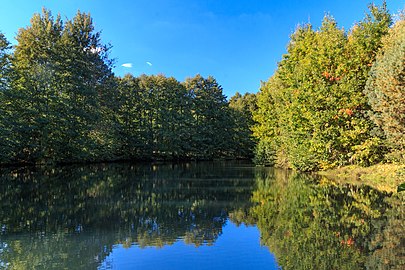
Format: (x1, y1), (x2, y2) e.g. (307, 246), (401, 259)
(253, 3), (392, 170)
(337, 2), (391, 166)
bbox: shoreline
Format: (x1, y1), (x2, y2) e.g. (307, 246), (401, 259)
(318, 164), (405, 193)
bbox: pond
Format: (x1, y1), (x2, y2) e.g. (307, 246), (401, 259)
(0, 161), (403, 269)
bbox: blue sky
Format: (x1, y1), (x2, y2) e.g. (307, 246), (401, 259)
(0, 0), (403, 97)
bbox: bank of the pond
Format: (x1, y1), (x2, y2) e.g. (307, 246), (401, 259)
(319, 164), (405, 193)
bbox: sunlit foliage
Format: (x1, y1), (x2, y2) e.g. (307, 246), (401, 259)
(253, 3), (396, 170)
(0, 9), (252, 165)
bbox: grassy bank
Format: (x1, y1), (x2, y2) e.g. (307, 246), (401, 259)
(319, 164), (405, 193)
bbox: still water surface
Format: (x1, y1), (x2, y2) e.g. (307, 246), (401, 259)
(0, 161), (403, 269)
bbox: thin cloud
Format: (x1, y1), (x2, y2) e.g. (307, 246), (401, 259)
(146, 61), (153, 66)
(121, 63), (133, 68)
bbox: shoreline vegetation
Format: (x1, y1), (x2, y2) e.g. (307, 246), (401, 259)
(251, 1), (405, 192)
(0, 9), (255, 166)
(319, 164), (405, 193)
(0, 2), (404, 190)
(252, 2), (404, 172)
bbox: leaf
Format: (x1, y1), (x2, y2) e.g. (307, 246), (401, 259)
(397, 183), (405, 192)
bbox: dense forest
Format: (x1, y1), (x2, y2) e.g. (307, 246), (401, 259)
(0, 9), (255, 165)
(253, 3), (405, 171)
(0, 2), (404, 171)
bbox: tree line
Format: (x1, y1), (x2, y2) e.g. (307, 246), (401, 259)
(253, 2), (405, 171)
(0, 9), (254, 165)
(1, 3), (403, 170)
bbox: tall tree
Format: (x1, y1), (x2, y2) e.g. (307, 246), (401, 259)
(0, 32), (11, 90)
(0, 32), (14, 162)
(137, 74), (191, 159)
(115, 74), (145, 159)
(10, 9), (65, 163)
(336, 2), (391, 166)
(365, 16), (405, 160)
(10, 8), (114, 163)
(58, 10), (115, 160)
(184, 75), (232, 158)
(116, 74), (195, 160)
(229, 92), (257, 158)
(252, 74), (286, 166)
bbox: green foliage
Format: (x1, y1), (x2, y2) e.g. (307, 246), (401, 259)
(350, 137), (387, 166)
(115, 74), (194, 159)
(5, 8), (115, 164)
(253, 140), (276, 166)
(229, 92), (257, 158)
(0, 9), (253, 165)
(183, 75), (235, 158)
(113, 73), (248, 161)
(398, 183), (405, 192)
(0, 32), (11, 90)
(0, 32), (14, 163)
(365, 17), (405, 157)
(253, 3), (394, 171)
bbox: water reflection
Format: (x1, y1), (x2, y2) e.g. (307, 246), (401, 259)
(251, 169), (404, 270)
(0, 162), (258, 269)
(0, 162), (403, 269)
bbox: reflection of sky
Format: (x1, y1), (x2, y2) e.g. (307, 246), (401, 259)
(99, 221), (279, 270)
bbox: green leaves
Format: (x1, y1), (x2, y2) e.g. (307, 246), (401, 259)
(1, 8), (115, 164)
(365, 18), (405, 158)
(0, 32), (14, 163)
(253, 3), (394, 170)
(183, 75), (233, 158)
(0, 6), (256, 165)
(0, 6), (251, 164)
(229, 92), (257, 158)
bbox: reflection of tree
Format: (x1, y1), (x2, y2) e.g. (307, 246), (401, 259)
(250, 169), (404, 270)
(0, 232), (113, 270)
(0, 161), (256, 269)
(2, 162), (400, 270)
(366, 193), (405, 270)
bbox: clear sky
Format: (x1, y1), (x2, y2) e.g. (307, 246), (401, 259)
(0, 0), (403, 97)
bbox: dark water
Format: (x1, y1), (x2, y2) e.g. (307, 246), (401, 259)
(0, 161), (403, 269)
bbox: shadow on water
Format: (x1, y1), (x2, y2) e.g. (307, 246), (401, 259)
(0, 161), (403, 269)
